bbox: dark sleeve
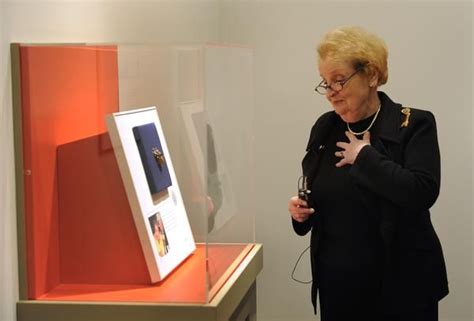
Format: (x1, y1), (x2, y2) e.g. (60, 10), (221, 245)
(292, 216), (315, 236)
(291, 112), (333, 236)
(350, 110), (440, 211)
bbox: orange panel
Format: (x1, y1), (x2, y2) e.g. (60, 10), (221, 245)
(19, 45), (119, 298)
(56, 133), (150, 284)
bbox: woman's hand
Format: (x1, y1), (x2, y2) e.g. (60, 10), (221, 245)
(288, 196), (315, 222)
(335, 131), (370, 167)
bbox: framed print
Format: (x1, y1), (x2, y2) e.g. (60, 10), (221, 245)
(106, 106), (195, 283)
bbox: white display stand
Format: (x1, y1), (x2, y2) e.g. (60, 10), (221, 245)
(106, 106), (195, 282)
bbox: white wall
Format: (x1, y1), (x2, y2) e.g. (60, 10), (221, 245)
(1, 2), (19, 321)
(472, 3), (474, 318)
(3, 1), (220, 44)
(0, 2), (219, 321)
(220, 1), (473, 321)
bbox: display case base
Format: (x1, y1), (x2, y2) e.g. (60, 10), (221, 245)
(17, 244), (262, 321)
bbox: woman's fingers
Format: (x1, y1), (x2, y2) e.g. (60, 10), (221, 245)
(289, 196), (315, 222)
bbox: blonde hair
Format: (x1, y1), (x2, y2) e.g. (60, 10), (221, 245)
(317, 26), (388, 86)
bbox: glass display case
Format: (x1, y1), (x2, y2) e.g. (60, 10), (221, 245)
(12, 43), (261, 321)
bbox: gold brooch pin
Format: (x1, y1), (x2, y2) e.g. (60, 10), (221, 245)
(152, 147), (166, 169)
(401, 107), (411, 128)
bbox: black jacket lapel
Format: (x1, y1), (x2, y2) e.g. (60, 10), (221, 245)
(302, 111), (337, 188)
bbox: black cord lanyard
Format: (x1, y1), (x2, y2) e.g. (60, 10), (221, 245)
(290, 245), (312, 284)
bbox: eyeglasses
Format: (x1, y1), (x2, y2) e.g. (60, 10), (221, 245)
(315, 67), (364, 95)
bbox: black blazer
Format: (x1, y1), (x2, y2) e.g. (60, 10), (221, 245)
(292, 91), (449, 314)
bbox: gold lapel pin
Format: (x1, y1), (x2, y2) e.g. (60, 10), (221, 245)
(401, 107), (411, 128)
(152, 147), (166, 169)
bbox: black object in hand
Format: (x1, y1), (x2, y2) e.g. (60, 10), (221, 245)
(298, 176), (311, 203)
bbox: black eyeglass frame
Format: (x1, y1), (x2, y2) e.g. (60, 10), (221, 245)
(315, 65), (365, 95)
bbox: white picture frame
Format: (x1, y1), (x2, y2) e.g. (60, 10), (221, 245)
(106, 106), (195, 283)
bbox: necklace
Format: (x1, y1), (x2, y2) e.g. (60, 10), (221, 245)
(346, 104), (381, 136)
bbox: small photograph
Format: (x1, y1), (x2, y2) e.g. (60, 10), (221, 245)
(148, 212), (170, 257)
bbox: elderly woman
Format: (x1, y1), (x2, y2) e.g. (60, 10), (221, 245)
(288, 26), (448, 321)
